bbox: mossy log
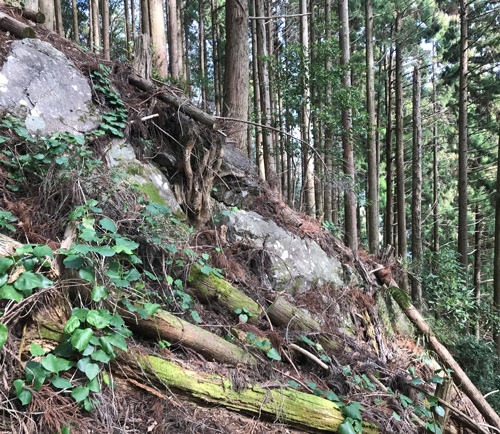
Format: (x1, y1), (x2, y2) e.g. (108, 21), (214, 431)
(128, 353), (379, 433)
(390, 286), (500, 430)
(0, 12), (36, 38)
(187, 264), (262, 323)
(120, 307), (258, 367)
(267, 294), (322, 331)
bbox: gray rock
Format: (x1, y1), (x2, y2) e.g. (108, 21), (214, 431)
(106, 140), (184, 217)
(222, 208), (344, 293)
(0, 39), (99, 135)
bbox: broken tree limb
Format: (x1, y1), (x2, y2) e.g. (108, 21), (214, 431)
(128, 74), (217, 129)
(119, 307), (258, 367)
(21, 8), (45, 23)
(266, 294), (322, 332)
(124, 352), (379, 433)
(390, 286), (500, 430)
(0, 12), (36, 38)
(187, 264), (262, 323)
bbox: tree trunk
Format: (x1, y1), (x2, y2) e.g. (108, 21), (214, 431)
(210, 0), (220, 114)
(72, 0), (79, 42)
(494, 119), (500, 355)
(395, 11), (407, 289)
(365, 0), (378, 255)
(0, 12), (36, 38)
(140, 0), (150, 36)
(131, 0), (136, 43)
(131, 34), (152, 79)
(324, 0), (333, 222)
(432, 42), (440, 254)
(411, 65), (422, 309)
(124, 0), (131, 59)
(458, 0), (469, 270)
(91, 0), (101, 50)
(255, 0), (276, 182)
(199, 0), (207, 107)
(384, 43), (394, 248)
(150, 0), (168, 77)
(339, 0), (357, 252)
(222, 0), (249, 154)
(251, 0), (265, 177)
(473, 205), (481, 339)
(39, 0), (55, 31)
(54, 0), (63, 35)
(102, 0), (110, 60)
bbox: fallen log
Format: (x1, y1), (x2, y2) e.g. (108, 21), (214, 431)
(21, 8), (44, 23)
(0, 11), (36, 38)
(118, 307), (258, 367)
(267, 293), (323, 331)
(390, 285), (500, 431)
(124, 352), (379, 433)
(128, 74), (218, 129)
(187, 264), (262, 323)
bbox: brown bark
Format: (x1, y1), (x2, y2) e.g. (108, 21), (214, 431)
(199, 0), (207, 108)
(149, 0), (168, 77)
(222, 0), (249, 153)
(473, 205), (482, 339)
(124, 0), (131, 59)
(131, 34), (152, 80)
(71, 0), (78, 42)
(167, 0), (181, 78)
(140, 0), (150, 36)
(39, 0), (55, 31)
(395, 11), (407, 289)
(19, 8), (44, 23)
(494, 119), (500, 355)
(0, 12), (36, 38)
(54, 0), (63, 35)
(432, 43), (439, 254)
(458, 0), (469, 270)
(102, 0), (110, 60)
(91, 0), (100, 50)
(411, 65), (422, 309)
(390, 286), (500, 430)
(365, 0), (378, 255)
(384, 43), (394, 248)
(339, 0), (357, 252)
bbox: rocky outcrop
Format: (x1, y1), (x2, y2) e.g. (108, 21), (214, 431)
(0, 39), (99, 135)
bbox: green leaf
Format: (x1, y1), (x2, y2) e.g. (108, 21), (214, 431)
(14, 380), (32, 405)
(55, 156), (69, 165)
(99, 218), (117, 233)
(41, 354), (73, 373)
(71, 386), (90, 402)
(0, 323), (7, 350)
(91, 349), (111, 363)
(61, 425), (71, 434)
(71, 308), (89, 320)
(64, 316), (81, 334)
(80, 228), (99, 242)
(90, 246), (116, 257)
(431, 375), (443, 384)
(79, 266), (95, 283)
(338, 420), (356, 434)
(71, 328), (93, 352)
(50, 375), (72, 389)
(200, 265), (212, 275)
(63, 255), (85, 268)
(32, 245), (53, 258)
(77, 357), (91, 373)
(144, 303), (160, 316)
(13, 271), (41, 290)
(29, 343), (45, 356)
(393, 411), (401, 421)
(114, 237), (139, 251)
(0, 257), (13, 274)
(86, 310), (110, 329)
(85, 363), (100, 381)
(266, 348), (281, 361)
(123, 268), (141, 282)
(326, 390), (340, 402)
(191, 310), (201, 323)
(0, 284), (23, 302)
(88, 376), (101, 392)
(344, 403), (363, 421)
(410, 377), (424, 385)
(434, 405), (445, 417)
(91, 285), (108, 302)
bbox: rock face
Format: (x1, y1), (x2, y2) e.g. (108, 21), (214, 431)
(0, 39), (99, 135)
(222, 208), (344, 293)
(106, 140), (183, 216)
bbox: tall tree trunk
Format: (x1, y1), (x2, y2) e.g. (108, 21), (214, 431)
(92, 0), (101, 49)
(88, 0), (93, 51)
(473, 205), (482, 339)
(140, 0), (150, 36)
(39, 0), (55, 31)
(255, 0), (276, 181)
(199, 0), (207, 108)
(251, 1), (265, 177)
(150, 0), (167, 77)
(131, 0), (136, 42)
(339, 0), (357, 252)
(267, 1), (279, 191)
(458, 0), (469, 270)
(395, 11), (407, 289)
(223, 0), (249, 153)
(177, 0), (185, 79)
(184, 11), (191, 88)
(54, 0), (63, 35)
(494, 118), (500, 356)
(124, 0), (131, 59)
(411, 65), (422, 309)
(102, 0), (110, 60)
(167, 0), (182, 79)
(324, 0), (333, 222)
(72, 0), (79, 42)
(432, 42), (439, 254)
(211, 0), (220, 114)
(365, 0), (378, 255)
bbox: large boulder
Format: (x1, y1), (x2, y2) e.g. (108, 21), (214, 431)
(0, 39), (99, 135)
(221, 208), (344, 294)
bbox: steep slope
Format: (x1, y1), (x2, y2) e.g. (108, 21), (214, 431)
(0, 8), (493, 434)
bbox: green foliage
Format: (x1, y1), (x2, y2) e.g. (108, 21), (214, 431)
(234, 307), (253, 324)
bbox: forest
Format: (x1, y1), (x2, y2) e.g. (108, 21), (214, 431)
(1, 0), (500, 432)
